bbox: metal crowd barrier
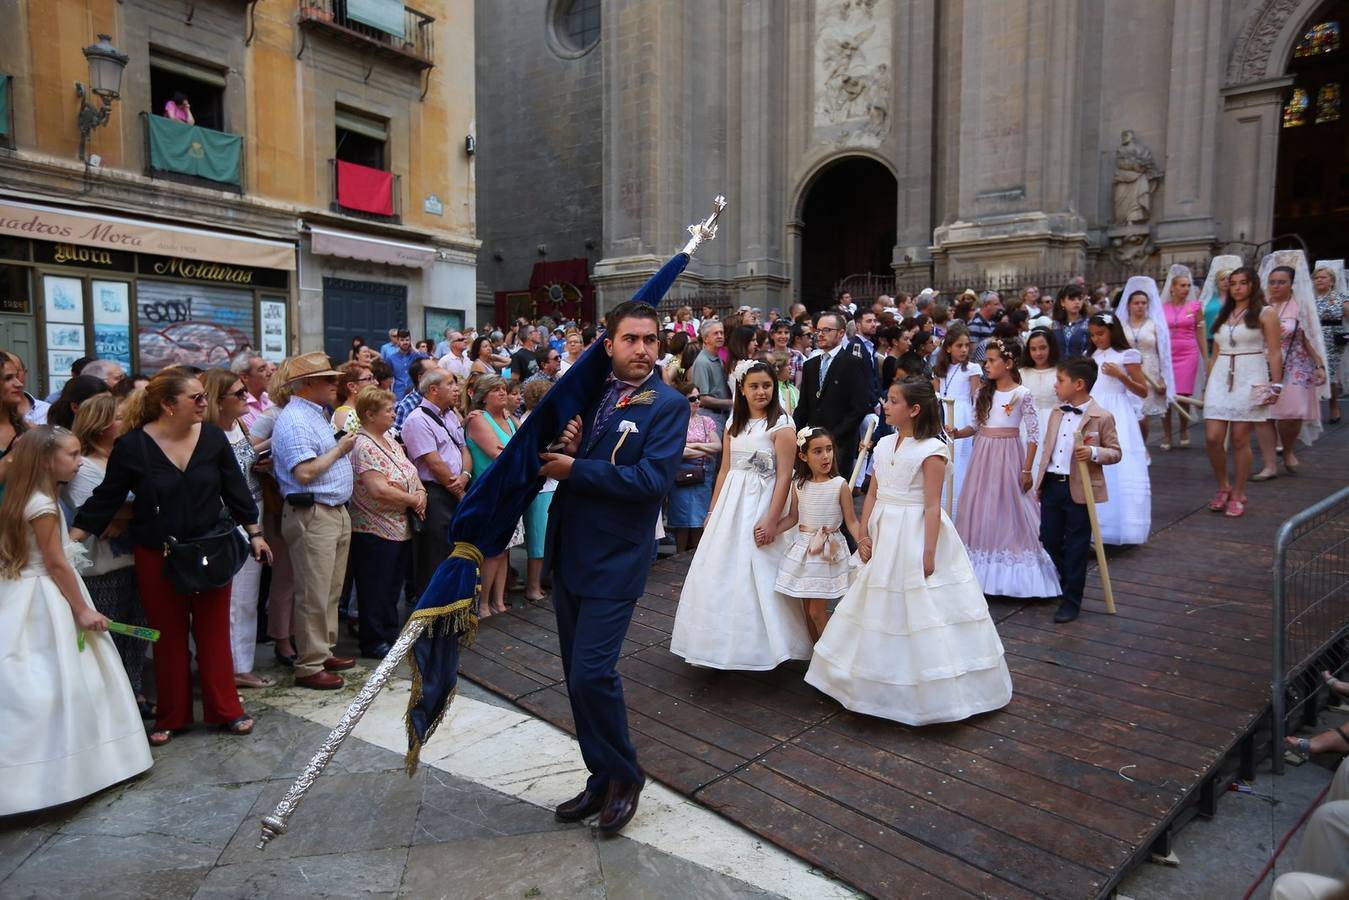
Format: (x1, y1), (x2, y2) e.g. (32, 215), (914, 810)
(1272, 486), (1349, 774)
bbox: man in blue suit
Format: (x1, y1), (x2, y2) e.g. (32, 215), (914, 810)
(538, 300), (686, 835)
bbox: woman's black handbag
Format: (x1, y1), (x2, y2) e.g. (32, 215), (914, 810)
(162, 515), (250, 595)
(138, 433), (249, 595)
(675, 462), (705, 486)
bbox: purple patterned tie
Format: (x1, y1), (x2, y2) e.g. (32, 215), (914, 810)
(588, 378), (629, 452)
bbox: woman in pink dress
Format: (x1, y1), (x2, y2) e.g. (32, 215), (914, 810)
(1159, 265), (1204, 448)
(1255, 252), (1328, 476)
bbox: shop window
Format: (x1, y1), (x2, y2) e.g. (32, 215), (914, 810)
(1316, 82), (1342, 122)
(1284, 88), (1310, 127)
(149, 50), (226, 132)
(1295, 21), (1341, 58)
(0, 263), (31, 315)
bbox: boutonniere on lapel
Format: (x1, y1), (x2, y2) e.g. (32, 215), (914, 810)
(611, 419), (640, 464)
(616, 389), (657, 409)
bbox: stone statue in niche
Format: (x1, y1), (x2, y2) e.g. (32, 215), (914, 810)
(1112, 130), (1163, 226)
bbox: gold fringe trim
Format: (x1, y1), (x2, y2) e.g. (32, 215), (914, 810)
(403, 543), (483, 775)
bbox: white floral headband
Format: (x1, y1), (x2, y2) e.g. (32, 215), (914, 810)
(730, 359), (759, 385)
(796, 425), (824, 449)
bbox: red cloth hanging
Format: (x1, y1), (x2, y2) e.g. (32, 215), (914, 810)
(336, 160), (394, 216)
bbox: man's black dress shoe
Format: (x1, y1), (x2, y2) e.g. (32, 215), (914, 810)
(362, 643), (391, 660)
(555, 788), (605, 822)
(1053, 603), (1080, 623)
(597, 777), (645, 836)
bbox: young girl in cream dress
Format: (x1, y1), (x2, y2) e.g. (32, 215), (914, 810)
(806, 379), (1012, 725)
(0, 426), (151, 815)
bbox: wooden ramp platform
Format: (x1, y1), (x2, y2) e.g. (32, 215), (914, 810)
(459, 425), (1349, 899)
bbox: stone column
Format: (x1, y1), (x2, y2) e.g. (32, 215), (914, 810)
(891, 0), (936, 279)
(932, 0), (1087, 277)
(591, 0), (688, 312)
(1218, 77), (1292, 251)
(733, 0), (790, 312)
(1154, 0), (1224, 264)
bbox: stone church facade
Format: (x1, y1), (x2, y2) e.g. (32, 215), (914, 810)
(476, 0), (1348, 315)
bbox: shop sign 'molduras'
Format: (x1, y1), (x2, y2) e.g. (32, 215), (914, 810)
(150, 257), (255, 284)
(0, 200), (296, 271)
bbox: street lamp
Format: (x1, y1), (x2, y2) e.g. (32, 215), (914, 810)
(75, 34), (129, 161)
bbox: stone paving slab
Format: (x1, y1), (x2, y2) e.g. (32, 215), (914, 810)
(219, 770), (423, 864)
(0, 703), (791, 900)
(195, 848), (408, 900)
(401, 829), (604, 900)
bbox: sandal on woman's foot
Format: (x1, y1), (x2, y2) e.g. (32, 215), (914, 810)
(1250, 471), (1279, 482)
(477, 606), (493, 619)
(524, 594), (546, 604)
(1159, 441), (1171, 451)
(1179, 435), (1190, 447)
(1208, 489), (1230, 512)
(235, 673), (277, 689)
(1286, 725), (1349, 757)
(220, 716), (254, 735)
(1322, 670), (1349, 699)
(148, 729), (173, 747)
(1224, 497), (1245, 517)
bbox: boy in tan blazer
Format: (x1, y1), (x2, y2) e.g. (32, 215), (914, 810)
(1034, 357), (1122, 622)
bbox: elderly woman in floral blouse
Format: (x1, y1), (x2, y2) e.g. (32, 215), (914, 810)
(349, 386), (426, 659)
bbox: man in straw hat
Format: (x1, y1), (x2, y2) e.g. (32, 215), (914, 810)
(271, 352), (359, 689)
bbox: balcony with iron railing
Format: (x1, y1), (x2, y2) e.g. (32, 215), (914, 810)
(330, 158), (401, 223)
(142, 113), (244, 192)
(298, 0), (435, 70)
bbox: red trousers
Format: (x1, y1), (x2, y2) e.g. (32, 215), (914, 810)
(133, 545), (245, 730)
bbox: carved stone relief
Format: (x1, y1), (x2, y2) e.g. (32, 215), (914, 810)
(1226, 0), (1306, 85)
(814, 0), (891, 148)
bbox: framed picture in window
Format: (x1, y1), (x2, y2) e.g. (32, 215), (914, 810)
(91, 280), (133, 367)
(43, 275), (85, 324)
(260, 297), (288, 362)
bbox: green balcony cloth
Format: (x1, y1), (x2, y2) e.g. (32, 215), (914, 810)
(147, 115), (241, 186)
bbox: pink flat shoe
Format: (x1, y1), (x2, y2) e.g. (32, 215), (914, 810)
(1224, 497), (1245, 517)
(1208, 489), (1230, 512)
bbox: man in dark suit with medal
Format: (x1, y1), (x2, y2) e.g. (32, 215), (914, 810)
(793, 310), (875, 479)
(538, 300), (686, 836)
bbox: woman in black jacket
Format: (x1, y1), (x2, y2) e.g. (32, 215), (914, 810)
(71, 369), (270, 746)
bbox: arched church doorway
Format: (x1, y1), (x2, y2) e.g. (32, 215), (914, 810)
(1274, 1), (1349, 261)
(798, 157), (897, 311)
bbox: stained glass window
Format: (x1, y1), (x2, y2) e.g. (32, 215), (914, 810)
(1316, 82), (1342, 123)
(1294, 21), (1341, 57)
(1284, 88), (1310, 127)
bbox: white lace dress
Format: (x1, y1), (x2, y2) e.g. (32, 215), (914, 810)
(1089, 348), (1152, 545)
(1020, 367), (1059, 477)
(938, 362), (978, 517)
(0, 493), (152, 815)
(671, 415), (813, 670)
(805, 436), (1013, 724)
